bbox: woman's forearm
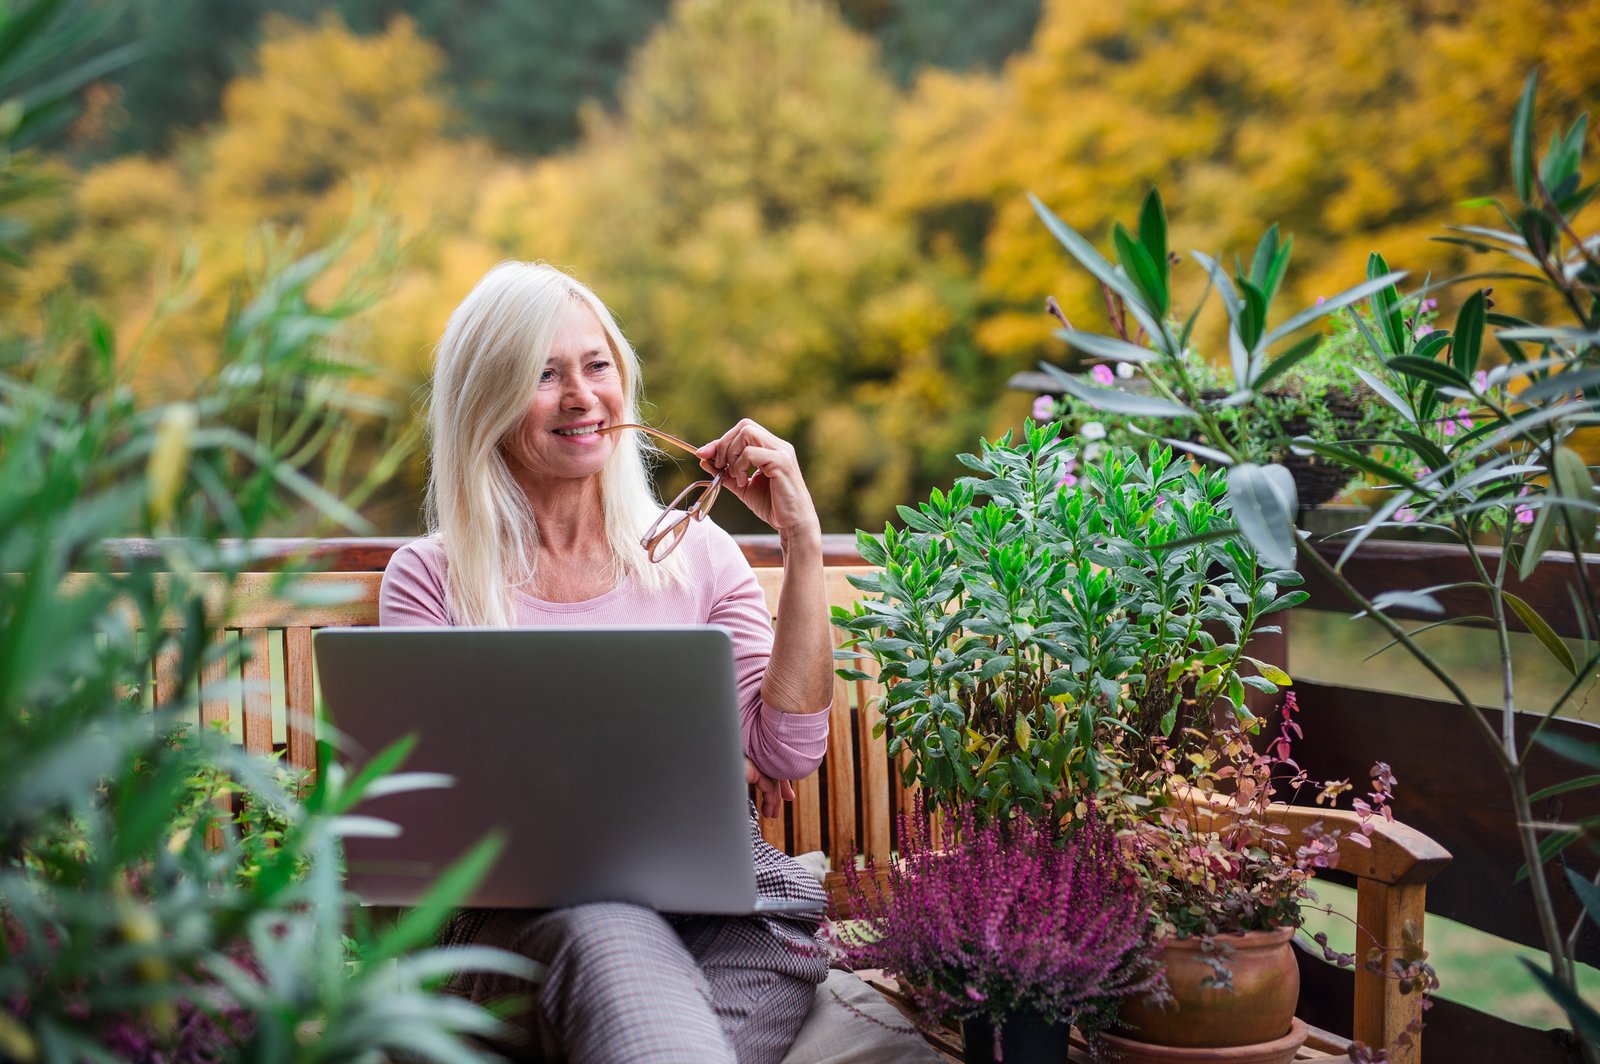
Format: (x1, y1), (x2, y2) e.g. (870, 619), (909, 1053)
(760, 526), (833, 715)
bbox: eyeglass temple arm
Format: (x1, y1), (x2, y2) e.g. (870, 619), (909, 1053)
(599, 422), (702, 458)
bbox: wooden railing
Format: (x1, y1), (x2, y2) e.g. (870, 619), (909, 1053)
(1285, 538), (1600, 1063)
(93, 533), (1589, 1061)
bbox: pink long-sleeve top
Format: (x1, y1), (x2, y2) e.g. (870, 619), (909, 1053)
(378, 519), (830, 782)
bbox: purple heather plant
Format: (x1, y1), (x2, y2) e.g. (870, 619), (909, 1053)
(2, 910), (256, 1064)
(833, 806), (1162, 1048)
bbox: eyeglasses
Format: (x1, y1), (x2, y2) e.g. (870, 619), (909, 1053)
(598, 423), (723, 562)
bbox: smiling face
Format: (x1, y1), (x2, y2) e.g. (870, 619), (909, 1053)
(502, 298), (626, 493)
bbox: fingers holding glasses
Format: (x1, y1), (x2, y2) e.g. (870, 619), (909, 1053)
(697, 419), (818, 538)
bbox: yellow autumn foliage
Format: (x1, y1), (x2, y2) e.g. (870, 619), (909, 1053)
(891, 0), (1600, 363)
(14, 0), (1596, 530)
(205, 14), (450, 227)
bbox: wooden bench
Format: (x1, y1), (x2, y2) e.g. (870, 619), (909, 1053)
(101, 534), (1448, 1062)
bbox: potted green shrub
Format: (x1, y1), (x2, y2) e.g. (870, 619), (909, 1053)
(834, 422), (1305, 824)
(1022, 70), (1600, 1059)
(1035, 255), (1425, 510)
(831, 426), (1296, 1051)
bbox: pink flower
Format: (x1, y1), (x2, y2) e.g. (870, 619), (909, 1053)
(1474, 370), (1490, 393)
(1315, 295), (1327, 306)
(1420, 298), (1438, 312)
(1396, 507), (1419, 524)
(1456, 410), (1474, 432)
(1441, 418), (1455, 437)
(1414, 325), (1436, 341)
(1092, 364), (1115, 386)
(1514, 486), (1535, 525)
(1057, 457), (1079, 489)
(1032, 394), (1056, 421)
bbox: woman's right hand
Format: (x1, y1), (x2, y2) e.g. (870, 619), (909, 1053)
(745, 756), (796, 820)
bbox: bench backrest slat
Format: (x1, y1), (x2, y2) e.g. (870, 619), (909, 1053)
(240, 628), (276, 757)
(284, 626), (317, 770)
(148, 565), (904, 876)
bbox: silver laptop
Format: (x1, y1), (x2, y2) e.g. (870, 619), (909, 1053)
(312, 626), (822, 914)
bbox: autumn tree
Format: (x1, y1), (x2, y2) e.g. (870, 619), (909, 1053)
(202, 14), (451, 226)
(469, 0), (1005, 529)
(890, 0), (1600, 367)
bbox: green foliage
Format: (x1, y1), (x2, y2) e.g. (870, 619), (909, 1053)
(0, 244), (524, 1062)
(1042, 297), (1425, 504)
(838, 0), (1040, 85)
(1033, 71), (1600, 1056)
(0, 8), (524, 1056)
(834, 422), (1301, 822)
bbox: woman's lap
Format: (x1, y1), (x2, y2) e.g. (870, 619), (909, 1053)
(443, 901), (825, 1064)
(441, 817), (830, 1063)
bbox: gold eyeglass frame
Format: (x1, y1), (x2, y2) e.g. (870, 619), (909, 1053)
(598, 423), (723, 562)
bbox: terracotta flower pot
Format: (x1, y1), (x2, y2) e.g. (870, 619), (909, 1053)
(1100, 1018), (1309, 1064)
(1115, 927), (1300, 1049)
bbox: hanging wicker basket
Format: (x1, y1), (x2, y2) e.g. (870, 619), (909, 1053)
(1197, 387), (1371, 510)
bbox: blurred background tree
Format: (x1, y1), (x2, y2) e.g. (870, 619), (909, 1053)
(14, 0), (1599, 534)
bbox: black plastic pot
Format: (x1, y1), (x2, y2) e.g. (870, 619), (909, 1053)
(961, 1010), (1073, 1064)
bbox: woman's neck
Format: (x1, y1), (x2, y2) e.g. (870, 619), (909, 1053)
(516, 475), (618, 600)
(513, 468), (604, 544)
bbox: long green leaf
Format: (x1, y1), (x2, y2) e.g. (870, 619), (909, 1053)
(1510, 71), (1538, 205)
(1152, 433), (1233, 465)
(1515, 828), (1583, 884)
(1522, 497), (1561, 582)
(1029, 192), (1163, 340)
(1260, 271), (1409, 351)
(1388, 356), (1472, 391)
(1521, 959), (1600, 1046)
(1290, 438), (1418, 488)
(1536, 731), (1600, 772)
(1335, 489), (1416, 569)
(1137, 188), (1168, 279)
(1554, 446), (1597, 551)
(1570, 866), (1600, 933)
(366, 832), (508, 966)
(1530, 775), (1600, 802)
(1054, 329), (1158, 364)
(1504, 590), (1577, 675)
(1113, 221), (1168, 316)
(1354, 367), (1415, 423)
(1039, 362), (1195, 418)
(1255, 333), (1322, 389)
(1226, 462), (1297, 570)
(1367, 253), (1407, 357)
(1518, 366), (1600, 405)
(1452, 290), (1487, 379)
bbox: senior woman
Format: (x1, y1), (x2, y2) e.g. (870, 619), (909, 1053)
(378, 261), (834, 1064)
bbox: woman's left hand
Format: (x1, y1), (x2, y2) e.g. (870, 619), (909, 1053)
(746, 756), (796, 820)
(698, 419), (820, 542)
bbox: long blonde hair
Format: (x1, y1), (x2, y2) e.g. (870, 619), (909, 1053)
(424, 262), (683, 625)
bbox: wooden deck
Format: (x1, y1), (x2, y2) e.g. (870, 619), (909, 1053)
(854, 970), (1349, 1061)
